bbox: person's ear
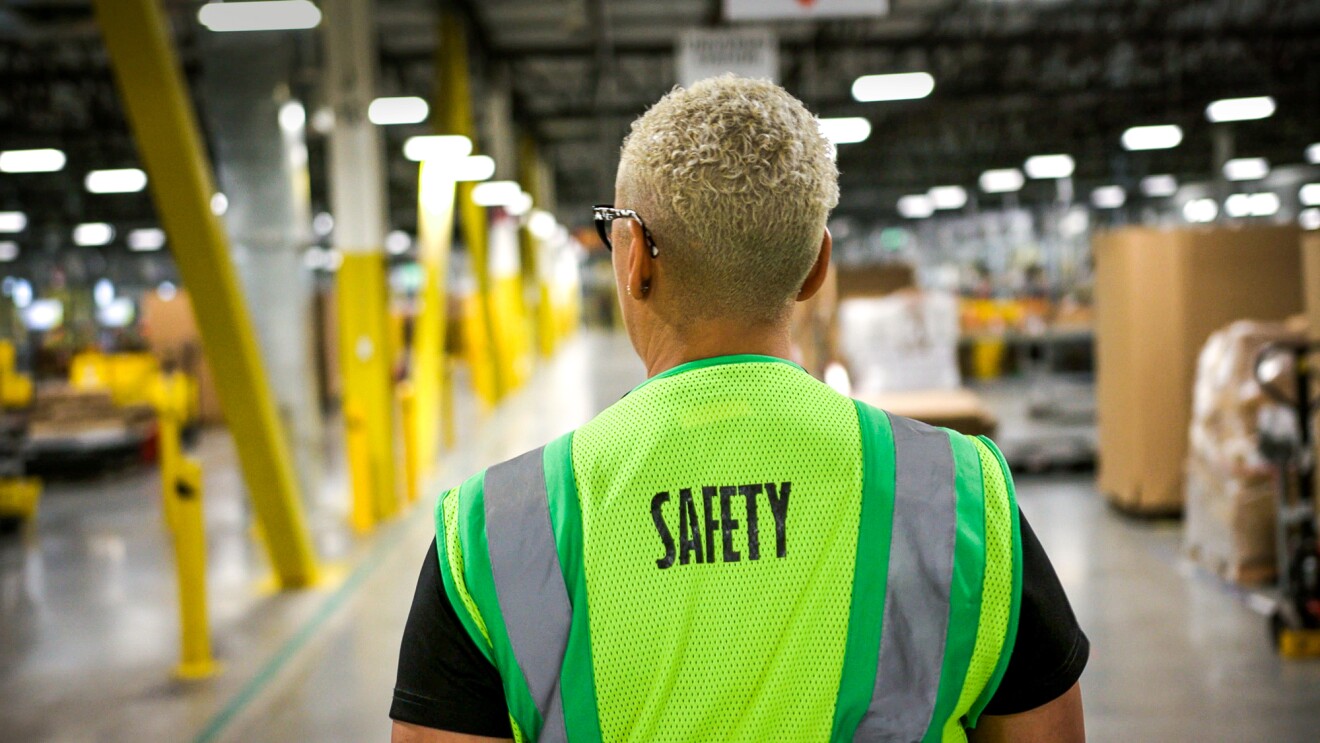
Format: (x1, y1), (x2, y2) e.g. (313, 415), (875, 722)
(626, 217), (655, 300)
(796, 227), (833, 302)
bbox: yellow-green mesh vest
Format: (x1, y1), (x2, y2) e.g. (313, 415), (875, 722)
(434, 356), (1022, 743)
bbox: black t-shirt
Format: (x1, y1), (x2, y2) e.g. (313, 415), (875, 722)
(391, 510), (1088, 737)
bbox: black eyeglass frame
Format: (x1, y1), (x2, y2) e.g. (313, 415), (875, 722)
(593, 205), (660, 257)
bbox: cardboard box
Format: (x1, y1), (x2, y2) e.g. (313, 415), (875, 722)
(858, 387), (998, 438)
(836, 263), (916, 300)
(790, 262), (838, 379)
(140, 289), (223, 424)
(1094, 225), (1304, 515)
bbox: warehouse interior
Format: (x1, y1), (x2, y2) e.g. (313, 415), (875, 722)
(2, 0), (1320, 740)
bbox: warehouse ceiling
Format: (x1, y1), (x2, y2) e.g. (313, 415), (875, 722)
(2, 0), (1319, 252)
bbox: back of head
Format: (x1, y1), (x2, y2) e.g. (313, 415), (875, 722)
(618, 76), (840, 326)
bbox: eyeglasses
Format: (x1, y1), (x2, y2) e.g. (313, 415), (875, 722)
(593, 204), (659, 257)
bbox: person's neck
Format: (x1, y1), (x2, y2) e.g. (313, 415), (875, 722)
(639, 318), (793, 378)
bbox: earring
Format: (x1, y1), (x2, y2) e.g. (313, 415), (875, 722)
(626, 284), (633, 297)
(641, 281), (650, 296)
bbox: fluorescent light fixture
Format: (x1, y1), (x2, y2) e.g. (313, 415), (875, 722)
(385, 230), (412, 255)
(897, 194), (935, 219)
(1223, 157), (1269, 181)
(85, 168), (148, 194)
(818, 117), (872, 145)
(1249, 192), (1280, 217)
(0, 211), (27, 232)
(211, 192), (229, 215)
(1308, 144), (1320, 165)
(1205, 96), (1275, 123)
(1024, 154), (1074, 179)
(403, 135), (473, 162)
(851, 72), (935, 102)
(507, 191), (534, 217)
(0, 148), (66, 173)
(128, 228), (166, 251)
(1300, 183), (1320, 207)
(312, 212), (334, 236)
(198, 1), (321, 32)
(1091, 186), (1126, 209)
(471, 180), (523, 207)
(368, 96), (429, 126)
(1183, 198), (1218, 223)
(928, 185), (968, 210)
(1140, 174), (1178, 198)
(979, 168), (1024, 193)
(1224, 193), (1251, 218)
(94, 278), (115, 308)
(12, 279), (32, 308)
(451, 155), (496, 182)
(97, 298), (135, 328)
(527, 210), (557, 240)
(73, 222), (115, 247)
(1121, 124), (1183, 151)
(0, 241), (17, 262)
(1302, 208), (1320, 231)
(279, 101), (306, 131)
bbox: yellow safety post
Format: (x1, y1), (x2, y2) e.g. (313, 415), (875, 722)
(343, 398), (375, 534)
(152, 373), (188, 528)
(398, 383), (419, 505)
(411, 156), (457, 474)
(518, 135), (557, 358)
(438, 11), (504, 405)
(93, 0), (319, 588)
(441, 356), (457, 450)
(171, 456), (219, 680)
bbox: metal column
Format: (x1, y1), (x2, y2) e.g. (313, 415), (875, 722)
(93, 0), (319, 587)
(199, 33), (325, 503)
(323, 0), (398, 527)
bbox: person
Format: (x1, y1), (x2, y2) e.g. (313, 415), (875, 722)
(391, 76), (1087, 743)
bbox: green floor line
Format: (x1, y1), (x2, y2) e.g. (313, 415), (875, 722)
(193, 503), (432, 743)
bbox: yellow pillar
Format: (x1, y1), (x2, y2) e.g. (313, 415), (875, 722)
(324, 0), (398, 526)
(519, 135), (558, 357)
(398, 382), (419, 505)
(94, 0), (318, 588)
(438, 11), (504, 404)
(411, 158), (456, 473)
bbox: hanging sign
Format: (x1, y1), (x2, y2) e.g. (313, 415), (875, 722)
(676, 28), (778, 88)
(724, 0), (888, 21)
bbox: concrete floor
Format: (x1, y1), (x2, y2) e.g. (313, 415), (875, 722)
(3, 331), (1319, 742)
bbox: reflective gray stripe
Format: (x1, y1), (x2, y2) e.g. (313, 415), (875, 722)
(484, 447), (570, 743)
(855, 414), (957, 742)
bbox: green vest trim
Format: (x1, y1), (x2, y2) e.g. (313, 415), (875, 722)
(828, 401), (896, 739)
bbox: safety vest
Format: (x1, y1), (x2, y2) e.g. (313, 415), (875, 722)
(434, 355), (1022, 743)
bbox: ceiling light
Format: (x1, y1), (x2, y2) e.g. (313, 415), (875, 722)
(73, 222), (115, 247)
(211, 192), (229, 215)
(451, 155), (496, 182)
(157, 282), (178, 301)
(312, 212), (334, 236)
(385, 230), (412, 255)
(94, 278), (115, 309)
(0, 148), (66, 173)
(1248, 192), (1280, 217)
(1224, 193), (1251, 218)
(1205, 96), (1276, 123)
(897, 195), (934, 219)
(368, 96), (429, 126)
(1299, 183), (1320, 207)
(128, 228), (166, 251)
(928, 186), (968, 210)
(528, 210), (557, 240)
(1223, 157), (1269, 181)
(1024, 154), (1074, 179)
(818, 117), (872, 145)
(508, 191), (534, 217)
(0, 242), (17, 262)
(471, 180), (523, 207)
(1308, 144), (1320, 165)
(198, 1), (321, 32)
(0, 211), (27, 233)
(1301, 208), (1320, 231)
(1121, 124), (1183, 151)
(851, 72), (935, 102)
(1140, 175), (1178, 198)
(1091, 186), (1126, 209)
(1183, 198), (1218, 223)
(403, 135), (473, 163)
(979, 168), (1024, 193)
(278, 101), (306, 131)
(85, 168), (148, 194)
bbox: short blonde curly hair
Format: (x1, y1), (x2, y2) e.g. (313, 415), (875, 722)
(618, 75), (839, 325)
